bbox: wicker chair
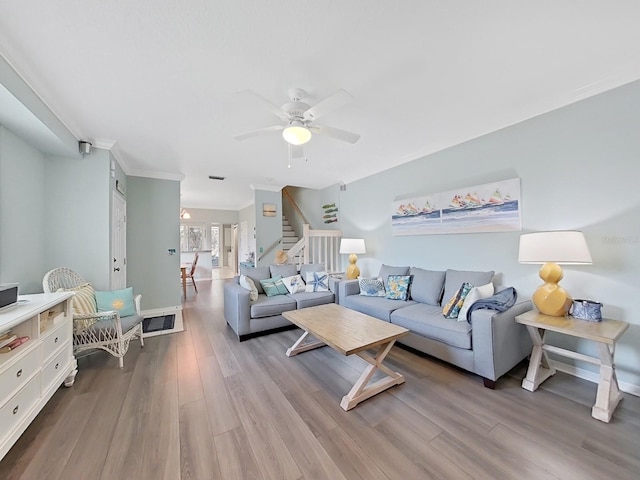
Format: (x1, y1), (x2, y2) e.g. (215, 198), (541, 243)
(43, 267), (144, 368)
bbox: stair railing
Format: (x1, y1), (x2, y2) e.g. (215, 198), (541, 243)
(286, 224), (342, 273)
(257, 238), (282, 263)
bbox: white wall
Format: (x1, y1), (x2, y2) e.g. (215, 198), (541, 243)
(292, 80), (640, 390)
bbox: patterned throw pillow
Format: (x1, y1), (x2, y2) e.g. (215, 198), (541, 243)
(457, 282), (494, 322)
(57, 283), (97, 315)
(385, 275), (412, 300)
(282, 274), (306, 294)
(442, 282), (474, 319)
(305, 271), (329, 292)
(259, 275), (289, 297)
(239, 274), (259, 301)
(358, 277), (386, 297)
(95, 287), (136, 317)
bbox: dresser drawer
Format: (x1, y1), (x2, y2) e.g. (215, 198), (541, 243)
(41, 346), (72, 393)
(0, 346), (40, 402)
(41, 320), (71, 361)
(0, 375), (40, 436)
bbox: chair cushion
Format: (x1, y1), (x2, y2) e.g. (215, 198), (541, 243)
(409, 267), (445, 305)
(390, 303), (472, 349)
(95, 287), (136, 317)
(442, 269), (494, 307)
(240, 265), (271, 294)
(85, 314), (144, 339)
(250, 294), (297, 319)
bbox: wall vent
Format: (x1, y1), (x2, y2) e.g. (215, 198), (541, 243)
(208, 175), (225, 181)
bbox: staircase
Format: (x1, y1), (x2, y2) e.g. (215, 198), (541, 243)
(281, 216), (301, 263)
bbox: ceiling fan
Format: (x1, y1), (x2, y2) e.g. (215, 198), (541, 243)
(234, 88), (360, 166)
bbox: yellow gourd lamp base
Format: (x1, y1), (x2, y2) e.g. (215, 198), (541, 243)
(345, 253), (360, 280)
(532, 262), (572, 316)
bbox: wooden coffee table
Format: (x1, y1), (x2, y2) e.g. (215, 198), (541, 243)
(284, 303), (409, 411)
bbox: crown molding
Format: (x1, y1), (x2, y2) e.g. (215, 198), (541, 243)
(127, 169), (185, 182)
(250, 183), (283, 192)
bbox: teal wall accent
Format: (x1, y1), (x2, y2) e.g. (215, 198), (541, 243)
(254, 189), (282, 267)
(44, 149), (112, 289)
(127, 176), (181, 310)
(292, 80), (640, 389)
(0, 126), (47, 293)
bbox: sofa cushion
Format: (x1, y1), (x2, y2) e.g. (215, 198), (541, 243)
(240, 265), (271, 294)
(379, 265), (410, 289)
(358, 277), (386, 297)
(299, 263), (325, 277)
(250, 294), (297, 319)
(270, 264), (297, 279)
(385, 275), (412, 301)
(409, 267), (445, 305)
(343, 294), (416, 322)
(390, 303), (472, 349)
(442, 269), (494, 307)
(288, 291), (335, 309)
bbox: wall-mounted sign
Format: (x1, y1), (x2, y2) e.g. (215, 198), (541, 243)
(116, 179), (126, 196)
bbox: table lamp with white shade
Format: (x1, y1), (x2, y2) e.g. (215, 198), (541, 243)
(518, 231), (593, 316)
(340, 238), (366, 280)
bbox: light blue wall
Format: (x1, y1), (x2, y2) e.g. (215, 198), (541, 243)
(0, 126), (47, 293)
(44, 149), (112, 289)
(254, 189), (282, 267)
(293, 80), (640, 389)
(127, 176), (181, 310)
(285, 184), (342, 233)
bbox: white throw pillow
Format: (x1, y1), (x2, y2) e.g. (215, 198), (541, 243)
(457, 282), (494, 322)
(239, 274), (258, 301)
(304, 271), (329, 292)
(282, 274), (306, 294)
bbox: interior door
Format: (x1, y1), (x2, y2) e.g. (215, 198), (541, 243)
(111, 192), (127, 289)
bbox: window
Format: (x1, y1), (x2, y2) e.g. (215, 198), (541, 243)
(180, 225), (204, 252)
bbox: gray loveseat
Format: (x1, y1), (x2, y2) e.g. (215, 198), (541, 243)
(224, 263), (335, 341)
(339, 265), (532, 388)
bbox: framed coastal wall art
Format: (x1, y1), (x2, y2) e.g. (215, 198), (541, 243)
(391, 178), (522, 236)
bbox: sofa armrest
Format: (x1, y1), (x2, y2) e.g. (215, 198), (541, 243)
(224, 280), (252, 337)
(470, 297), (533, 381)
(337, 279), (360, 305)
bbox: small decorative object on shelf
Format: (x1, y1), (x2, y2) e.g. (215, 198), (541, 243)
(0, 335), (29, 353)
(569, 299), (603, 321)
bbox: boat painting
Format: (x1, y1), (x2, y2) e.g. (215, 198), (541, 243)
(392, 178), (521, 235)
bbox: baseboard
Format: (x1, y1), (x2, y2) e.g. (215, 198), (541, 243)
(140, 305), (184, 338)
(238, 324), (297, 342)
(550, 359), (640, 398)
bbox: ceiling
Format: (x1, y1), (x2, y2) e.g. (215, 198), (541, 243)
(1, 1), (639, 210)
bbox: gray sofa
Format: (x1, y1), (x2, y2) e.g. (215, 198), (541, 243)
(224, 263), (335, 341)
(338, 265), (532, 388)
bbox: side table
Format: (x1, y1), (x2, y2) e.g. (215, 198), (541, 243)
(515, 310), (629, 423)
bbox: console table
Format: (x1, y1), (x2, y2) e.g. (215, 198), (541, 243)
(0, 292), (77, 460)
(515, 310), (628, 423)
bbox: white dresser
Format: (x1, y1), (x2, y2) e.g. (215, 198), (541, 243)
(0, 292), (77, 460)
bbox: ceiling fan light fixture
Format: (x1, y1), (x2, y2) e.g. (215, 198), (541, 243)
(282, 122), (311, 145)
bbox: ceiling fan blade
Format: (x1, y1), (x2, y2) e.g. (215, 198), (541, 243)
(309, 124), (360, 144)
(302, 89), (353, 121)
(234, 125), (284, 141)
(237, 89), (289, 121)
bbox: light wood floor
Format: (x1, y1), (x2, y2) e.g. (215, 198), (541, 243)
(1, 279), (639, 479)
